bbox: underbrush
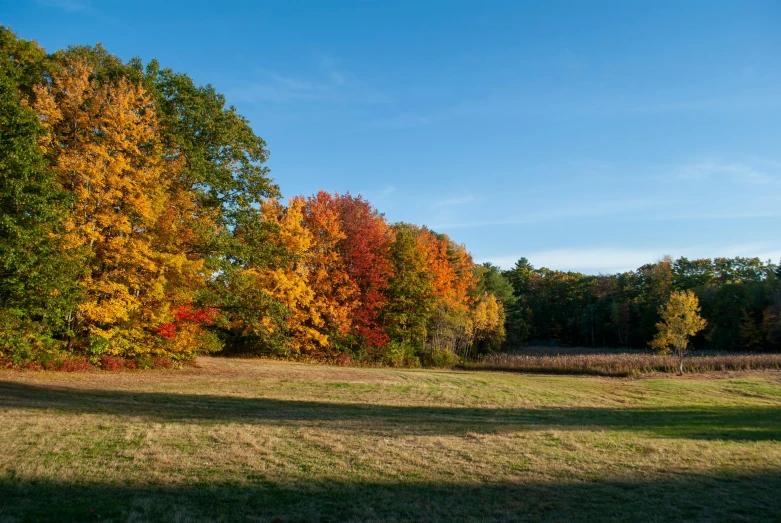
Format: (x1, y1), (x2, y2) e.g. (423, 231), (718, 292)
(461, 350), (781, 377)
(0, 354), (178, 372)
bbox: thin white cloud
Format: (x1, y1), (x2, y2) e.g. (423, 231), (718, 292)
(370, 88), (781, 132)
(228, 61), (391, 105)
(676, 159), (781, 185)
(432, 195), (475, 209)
(483, 248), (665, 274)
(626, 94), (781, 114)
(431, 199), (655, 230)
(380, 185), (396, 197)
(354, 185), (396, 202)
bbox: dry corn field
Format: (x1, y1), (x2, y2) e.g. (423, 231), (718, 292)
(1, 357), (781, 521)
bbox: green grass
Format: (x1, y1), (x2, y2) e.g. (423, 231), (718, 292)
(1, 358), (780, 521)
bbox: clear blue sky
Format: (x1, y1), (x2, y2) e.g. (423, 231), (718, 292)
(4, 0), (781, 273)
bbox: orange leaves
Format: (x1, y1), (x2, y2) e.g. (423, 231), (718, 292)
(416, 228), (477, 311)
(298, 192), (358, 343)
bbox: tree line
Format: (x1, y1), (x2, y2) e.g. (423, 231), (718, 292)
(0, 28), (504, 368)
(3, 28), (778, 370)
(492, 255), (781, 352)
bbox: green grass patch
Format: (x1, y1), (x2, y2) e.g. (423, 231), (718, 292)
(1, 357), (780, 521)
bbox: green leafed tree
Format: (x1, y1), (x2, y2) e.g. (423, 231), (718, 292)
(0, 27), (84, 361)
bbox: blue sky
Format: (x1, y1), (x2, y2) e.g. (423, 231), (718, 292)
(4, 0), (781, 273)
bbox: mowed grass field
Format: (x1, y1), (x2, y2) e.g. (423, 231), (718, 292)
(1, 358), (781, 522)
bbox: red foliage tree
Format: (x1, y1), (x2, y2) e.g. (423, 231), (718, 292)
(333, 193), (395, 349)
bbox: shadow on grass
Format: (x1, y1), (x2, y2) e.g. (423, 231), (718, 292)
(1, 471), (780, 522)
(1, 381), (780, 440)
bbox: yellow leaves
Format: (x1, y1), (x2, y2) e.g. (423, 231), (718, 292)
(31, 57), (207, 358)
(471, 293), (503, 337)
(249, 198), (328, 354)
(650, 290), (707, 356)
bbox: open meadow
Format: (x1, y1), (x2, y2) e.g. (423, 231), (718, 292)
(1, 358), (781, 522)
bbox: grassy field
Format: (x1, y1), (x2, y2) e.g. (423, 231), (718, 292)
(1, 358), (780, 522)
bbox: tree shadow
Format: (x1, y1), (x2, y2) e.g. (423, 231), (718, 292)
(1, 380), (780, 440)
(1, 471), (779, 522)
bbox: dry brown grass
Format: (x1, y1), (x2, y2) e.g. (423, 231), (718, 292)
(1, 357), (780, 521)
(464, 348), (781, 377)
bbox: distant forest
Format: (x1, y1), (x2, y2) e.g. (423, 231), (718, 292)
(494, 255), (781, 352)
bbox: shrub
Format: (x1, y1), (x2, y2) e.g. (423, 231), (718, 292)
(426, 348), (459, 368)
(383, 342), (421, 368)
(335, 353), (353, 366)
(57, 356), (93, 372)
(134, 355), (155, 369)
(153, 357), (173, 369)
(100, 356), (125, 371)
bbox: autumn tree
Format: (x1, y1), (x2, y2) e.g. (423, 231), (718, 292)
(415, 229), (479, 357)
(298, 191), (357, 355)
(467, 293), (505, 358)
(144, 59), (283, 352)
(249, 198), (330, 356)
(650, 290), (707, 374)
(332, 193), (394, 351)
(33, 56), (197, 358)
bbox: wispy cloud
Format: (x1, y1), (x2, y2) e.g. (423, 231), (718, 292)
(626, 93), (781, 114)
(228, 57), (391, 105)
(676, 159), (781, 185)
(432, 194), (475, 209)
(370, 87), (781, 131)
(352, 185), (397, 203)
(379, 185), (396, 198)
(431, 199), (656, 230)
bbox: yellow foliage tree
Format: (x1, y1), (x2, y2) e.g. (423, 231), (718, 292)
(33, 58), (198, 358)
(650, 290), (707, 374)
(470, 293), (504, 343)
(248, 198), (331, 355)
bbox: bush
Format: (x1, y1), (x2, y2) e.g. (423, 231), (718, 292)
(100, 356), (125, 371)
(383, 342), (421, 368)
(426, 348), (459, 368)
(335, 353), (353, 366)
(57, 356), (93, 372)
(153, 357), (173, 369)
(0, 314), (65, 367)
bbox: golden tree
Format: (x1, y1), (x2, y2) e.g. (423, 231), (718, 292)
(650, 290), (707, 374)
(249, 198), (330, 355)
(33, 58), (196, 357)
